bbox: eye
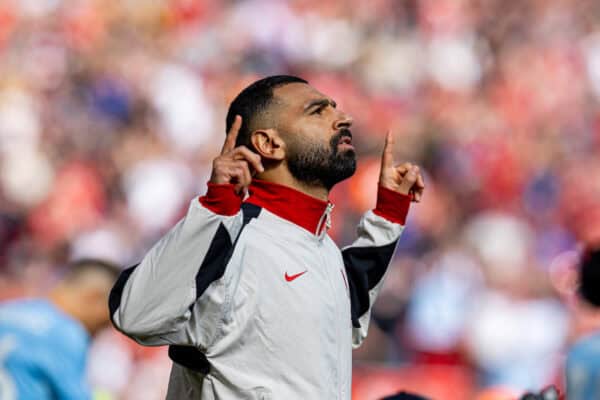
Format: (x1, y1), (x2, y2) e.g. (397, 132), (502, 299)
(312, 106), (325, 115)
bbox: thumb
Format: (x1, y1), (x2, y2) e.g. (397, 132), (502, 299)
(397, 166), (419, 195)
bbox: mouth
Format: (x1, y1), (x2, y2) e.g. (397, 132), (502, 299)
(338, 136), (352, 145)
(336, 130), (354, 149)
(337, 138), (354, 153)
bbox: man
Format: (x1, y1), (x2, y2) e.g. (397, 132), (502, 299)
(566, 247), (600, 400)
(0, 258), (120, 400)
(109, 75), (425, 399)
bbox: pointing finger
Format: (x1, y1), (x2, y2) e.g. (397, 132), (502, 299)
(381, 130), (394, 169)
(222, 115), (242, 154)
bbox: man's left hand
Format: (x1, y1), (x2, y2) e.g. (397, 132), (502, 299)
(379, 130), (425, 202)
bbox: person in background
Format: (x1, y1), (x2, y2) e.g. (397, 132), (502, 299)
(381, 391), (430, 399)
(0, 258), (120, 400)
(519, 385), (562, 400)
(566, 248), (600, 400)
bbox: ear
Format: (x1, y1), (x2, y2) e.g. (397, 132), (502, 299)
(250, 129), (286, 161)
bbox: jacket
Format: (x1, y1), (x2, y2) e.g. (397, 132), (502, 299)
(109, 179), (410, 399)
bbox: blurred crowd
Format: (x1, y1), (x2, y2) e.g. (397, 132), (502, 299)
(1, 0), (600, 399)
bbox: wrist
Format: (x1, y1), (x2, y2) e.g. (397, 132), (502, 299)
(373, 185), (411, 225)
(199, 182), (242, 216)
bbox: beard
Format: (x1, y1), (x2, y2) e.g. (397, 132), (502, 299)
(286, 129), (357, 190)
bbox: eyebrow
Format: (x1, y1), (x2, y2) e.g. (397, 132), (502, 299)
(304, 98), (337, 112)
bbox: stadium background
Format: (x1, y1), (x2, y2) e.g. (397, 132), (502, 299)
(1, 0), (600, 398)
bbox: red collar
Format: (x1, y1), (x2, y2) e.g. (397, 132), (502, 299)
(245, 179), (331, 234)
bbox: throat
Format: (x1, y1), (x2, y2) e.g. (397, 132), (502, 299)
(291, 180), (329, 202)
(260, 169), (330, 201)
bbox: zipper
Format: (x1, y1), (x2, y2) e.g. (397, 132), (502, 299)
(315, 202), (334, 240)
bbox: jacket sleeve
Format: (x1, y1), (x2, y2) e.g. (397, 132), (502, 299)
(109, 183), (245, 348)
(342, 185), (411, 348)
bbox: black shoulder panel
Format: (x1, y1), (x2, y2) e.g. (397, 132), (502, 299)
(108, 264), (139, 327)
(193, 222), (233, 299)
(193, 202), (262, 300)
(171, 202), (262, 373)
(342, 241), (397, 328)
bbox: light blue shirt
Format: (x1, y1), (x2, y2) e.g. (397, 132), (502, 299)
(0, 299), (91, 400)
(567, 331), (600, 400)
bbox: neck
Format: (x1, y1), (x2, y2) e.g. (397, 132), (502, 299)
(255, 169), (329, 201)
(289, 180), (329, 201)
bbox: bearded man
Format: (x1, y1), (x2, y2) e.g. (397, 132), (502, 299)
(109, 75), (425, 399)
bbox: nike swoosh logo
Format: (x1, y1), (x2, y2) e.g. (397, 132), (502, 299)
(285, 270), (307, 282)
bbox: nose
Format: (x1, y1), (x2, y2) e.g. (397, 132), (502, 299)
(333, 110), (353, 131)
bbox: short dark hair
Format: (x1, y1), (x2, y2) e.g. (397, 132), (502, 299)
(63, 258), (121, 283)
(226, 75), (308, 149)
(579, 247), (600, 307)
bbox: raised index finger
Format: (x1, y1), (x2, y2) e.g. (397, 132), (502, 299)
(222, 115), (242, 154)
(381, 130), (395, 169)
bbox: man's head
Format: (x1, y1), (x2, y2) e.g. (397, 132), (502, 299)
(579, 248), (600, 307)
(50, 258), (120, 335)
(226, 75), (356, 190)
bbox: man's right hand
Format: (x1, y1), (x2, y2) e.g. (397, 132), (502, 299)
(210, 115), (264, 195)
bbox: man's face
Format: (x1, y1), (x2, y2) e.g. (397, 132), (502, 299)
(77, 279), (115, 336)
(272, 83), (356, 190)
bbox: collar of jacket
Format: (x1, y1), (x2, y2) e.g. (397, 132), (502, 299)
(245, 179), (333, 236)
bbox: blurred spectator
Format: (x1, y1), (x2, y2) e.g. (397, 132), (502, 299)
(462, 213), (569, 390)
(566, 248), (600, 400)
(381, 391), (430, 400)
(0, 259), (119, 399)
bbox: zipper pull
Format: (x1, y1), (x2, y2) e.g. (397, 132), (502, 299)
(316, 202), (335, 239)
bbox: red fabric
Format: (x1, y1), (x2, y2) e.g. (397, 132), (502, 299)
(199, 183), (242, 216)
(373, 185), (411, 225)
(201, 179), (411, 231)
(245, 179), (329, 234)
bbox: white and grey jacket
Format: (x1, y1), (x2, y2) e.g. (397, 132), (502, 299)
(109, 179), (410, 400)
